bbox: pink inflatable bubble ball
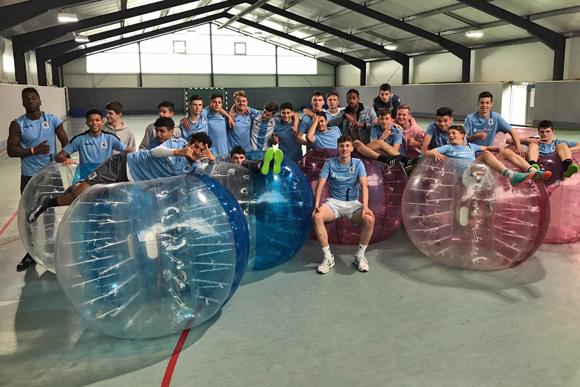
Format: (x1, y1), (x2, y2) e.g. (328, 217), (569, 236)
(299, 148), (407, 245)
(493, 127), (537, 147)
(541, 152), (580, 244)
(402, 157), (550, 270)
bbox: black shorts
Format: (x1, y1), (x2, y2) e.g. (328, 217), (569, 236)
(84, 153), (129, 186)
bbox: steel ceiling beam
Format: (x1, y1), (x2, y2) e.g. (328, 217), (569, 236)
(259, 3), (409, 83)
(458, 0), (566, 80)
(229, 13), (368, 85)
(327, 0), (471, 82)
(0, 0), (93, 32)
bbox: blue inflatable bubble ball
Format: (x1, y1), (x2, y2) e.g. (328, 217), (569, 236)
(55, 174), (249, 338)
(214, 152), (314, 270)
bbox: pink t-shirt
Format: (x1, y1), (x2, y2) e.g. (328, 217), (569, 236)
(401, 117), (425, 159)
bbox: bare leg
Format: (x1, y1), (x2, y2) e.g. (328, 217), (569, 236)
(555, 143), (572, 161)
(527, 142), (539, 163)
(494, 148), (531, 171)
(57, 181), (91, 206)
(312, 205), (336, 248)
(367, 140), (400, 156)
(351, 209), (375, 245)
(477, 150), (516, 174)
(353, 140), (381, 160)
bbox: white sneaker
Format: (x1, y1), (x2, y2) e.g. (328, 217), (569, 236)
(354, 254), (369, 272)
(317, 255), (335, 274)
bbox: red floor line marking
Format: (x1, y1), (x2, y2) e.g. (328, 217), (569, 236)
(0, 237), (21, 247)
(0, 211), (18, 238)
(161, 328), (191, 387)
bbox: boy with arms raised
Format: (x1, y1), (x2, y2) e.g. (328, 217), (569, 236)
(425, 125), (551, 186)
(312, 135), (374, 274)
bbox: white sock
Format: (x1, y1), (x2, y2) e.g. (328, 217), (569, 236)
(322, 246), (332, 259)
(527, 166), (537, 173)
(502, 168), (515, 180)
(357, 244), (368, 255)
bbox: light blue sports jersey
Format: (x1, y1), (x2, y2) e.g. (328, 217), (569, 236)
(313, 127), (341, 149)
(436, 143), (483, 161)
(297, 112), (333, 134)
(320, 157), (366, 202)
(229, 107), (260, 151)
(538, 139), (578, 156)
(273, 116), (302, 163)
(426, 121), (449, 149)
(180, 113), (208, 142)
(14, 112), (62, 176)
(202, 107), (229, 156)
(127, 138), (195, 181)
(251, 114), (276, 151)
(370, 124), (403, 147)
(147, 136), (187, 151)
(464, 111), (511, 146)
(64, 131), (126, 165)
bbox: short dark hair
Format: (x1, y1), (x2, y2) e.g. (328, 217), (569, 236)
(189, 132), (212, 148)
(449, 125), (466, 135)
(337, 134), (353, 145)
(85, 108), (103, 119)
(478, 91), (493, 102)
(264, 102), (278, 113)
(314, 111), (328, 120)
(22, 87), (39, 98)
(326, 91), (339, 99)
(377, 108), (391, 117)
(210, 93), (223, 101)
(312, 91), (324, 98)
(436, 107), (453, 117)
(279, 101), (294, 111)
(157, 101), (174, 112)
(538, 120), (553, 130)
(188, 94), (203, 103)
(105, 101), (123, 114)
(347, 89), (360, 98)
(154, 117), (175, 128)
(230, 146), (246, 157)
(379, 83), (391, 92)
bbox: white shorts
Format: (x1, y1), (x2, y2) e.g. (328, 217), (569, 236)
(323, 198), (363, 222)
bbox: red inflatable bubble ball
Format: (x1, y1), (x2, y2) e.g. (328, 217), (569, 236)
(299, 148), (407, 245)
(540, 152), (580, 244)
(402, 157), (550, 270)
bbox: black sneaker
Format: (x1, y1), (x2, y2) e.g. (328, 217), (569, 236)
(16, 254), (36, 272)
(383, 154), (404, 169)
(403, 157), (422, 172)
(27, 195), (52, 223)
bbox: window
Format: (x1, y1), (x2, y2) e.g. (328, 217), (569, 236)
(234, 42), (246, 55)
(173, 40), (187, 54)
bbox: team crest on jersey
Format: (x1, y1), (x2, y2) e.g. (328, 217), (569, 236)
(101, 142), (108, 149)
(488, 119), (494, 125)
(43, 122), (50, 129)
(349, 166), (355, 174)
(389, 106), (394, 110)
(183, 166), (191, 173)
(246, 117), (251, 124)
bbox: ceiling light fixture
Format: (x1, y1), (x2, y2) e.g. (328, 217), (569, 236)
(75, 36), (90, 43)
(465, 30), (484, 38)
(384, 44), (398, 51)
(58, 13), (78, 23)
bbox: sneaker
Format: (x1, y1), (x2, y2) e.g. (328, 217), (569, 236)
(317, 255), (335, 274)
(532, 169), (552, 182)
(27, 195), (52, 223)
(261, 148), (275, 175)
(383, 154), (404, 169)
(16, 254), (36, 272)
(272, 149), (284, 175)
(403, 157), (422, 172)
(531, 163), (540, 171)
(510, 171), (534, 187)
(354, 253), (369, 272)
(564, 163), (579, 179)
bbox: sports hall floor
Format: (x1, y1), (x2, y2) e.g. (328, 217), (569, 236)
(1, 115), (580, 387)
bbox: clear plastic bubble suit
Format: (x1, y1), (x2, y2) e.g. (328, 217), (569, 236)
(402, 157), (550, 270)
(540, 152), (580, 243)
(214, 152), (314, 270)
(299, 148), (407, 245)
(18, 162), (80, 272)
(55, 174), (249, 338)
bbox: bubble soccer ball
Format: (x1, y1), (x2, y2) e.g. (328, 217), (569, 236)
(402, 157), (550, 270)
(540, 152), (580, 243)
(299, 148), (407, 245)
(55, 174), (249, 338)
(214, 152), (314, 270)
(18, 162), (79, 272)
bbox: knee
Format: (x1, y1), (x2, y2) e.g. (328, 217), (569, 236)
(312, 211), (324, 224)
(528, 142), (539, 150)
(556, 143), (568, 151)
(353, 140), (363, 149)
(480, 150), (493, 160)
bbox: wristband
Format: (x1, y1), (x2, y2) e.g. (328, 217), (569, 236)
(31, 147), (35, 154)
(173, 149), (179, 156)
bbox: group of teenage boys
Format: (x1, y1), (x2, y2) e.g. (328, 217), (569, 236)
(9, 85), (578, 274)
